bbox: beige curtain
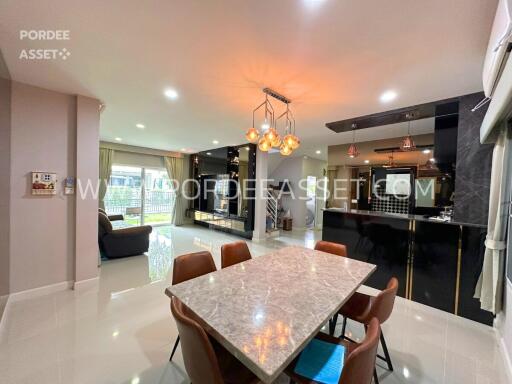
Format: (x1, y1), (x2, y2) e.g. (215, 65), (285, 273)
(99, 148), (114, 210)
(165, 156), (186, 226)
(475, 124), (511, 314)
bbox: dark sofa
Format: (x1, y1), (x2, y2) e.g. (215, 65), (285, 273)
(98, 211), (153, 258)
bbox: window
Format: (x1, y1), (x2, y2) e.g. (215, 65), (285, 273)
(104, 165), (174, 225)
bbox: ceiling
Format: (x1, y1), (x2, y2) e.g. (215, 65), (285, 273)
(0, 0), (497, 160)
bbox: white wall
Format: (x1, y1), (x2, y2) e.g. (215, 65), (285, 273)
(0, 64), (11, 296)
(9, 81), (100, 293)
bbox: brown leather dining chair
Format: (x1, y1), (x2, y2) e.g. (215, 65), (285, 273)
(286, 317), (381, 384)
(221, 241), (252, 269)
(169, 251), (217, 361)
(334, 277), (399, 384)
(314, 240), (347, 257)
(171, 296), (260, 384)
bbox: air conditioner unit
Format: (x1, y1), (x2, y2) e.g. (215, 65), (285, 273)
(483, 0), (512, 99)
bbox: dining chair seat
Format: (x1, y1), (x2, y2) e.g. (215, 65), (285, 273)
(286, 318), (380, 384)
(171, 296), (260, 384)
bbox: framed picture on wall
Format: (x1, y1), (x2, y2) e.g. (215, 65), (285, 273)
(32, 172), (57, 195)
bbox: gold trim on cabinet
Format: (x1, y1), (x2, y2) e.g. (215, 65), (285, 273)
(454, 225), (463, 315)
(408, 220), (416, 300)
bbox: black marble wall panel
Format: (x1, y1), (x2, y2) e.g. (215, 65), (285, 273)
(453, 92), (493, 226)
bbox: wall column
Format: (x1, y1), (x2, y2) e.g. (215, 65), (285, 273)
(75, 95), (100, 288)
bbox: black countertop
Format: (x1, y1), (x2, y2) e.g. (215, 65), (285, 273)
(323, 208), (487, 229)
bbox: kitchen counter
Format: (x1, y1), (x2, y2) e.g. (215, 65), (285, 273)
(322, 208), (492, 325)
(322, 208), (487, 228)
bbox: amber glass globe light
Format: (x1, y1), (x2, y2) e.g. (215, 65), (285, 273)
(245, 127), (259, 143)
(271, 134), (282, 148)
(280, 143), (292, 156)
(258, 137), (272, 152)
(291, 135), (300, 149)
(283, 134), (294, 148)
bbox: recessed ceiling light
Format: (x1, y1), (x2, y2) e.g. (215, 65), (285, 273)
(206, 152), (212, 156)
(364, 160), (370, 164)
(212, 140), (219, 145)
(380, 90), (397, 103)
(423, 149), (431, 154)
(245, 146), (250, 151)
(115, 137), (122, 141)
(135, 123), (145, 129)
(430, 158), (436, 163)
(315, 150), (321, 154)
(164, 88), (179, 100)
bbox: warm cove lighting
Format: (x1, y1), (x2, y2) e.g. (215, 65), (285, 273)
(380, 90), (397, 103)
(164, 88), (179, 100)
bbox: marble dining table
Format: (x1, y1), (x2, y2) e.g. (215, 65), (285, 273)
(166, 245), (376, 383)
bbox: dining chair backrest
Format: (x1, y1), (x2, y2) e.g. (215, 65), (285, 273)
(170, 296), (224, 384)
(367, 277), (399, 324)
(172, 251), (217, 285)
(314, 240), (348, 257)
(221, 241), (252, 269)
(339, 317), (380, 384)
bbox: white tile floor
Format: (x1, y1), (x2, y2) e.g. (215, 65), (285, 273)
(0, 224), (508, 384)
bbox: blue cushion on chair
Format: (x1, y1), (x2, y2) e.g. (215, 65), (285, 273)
(294, 338), (345, 384)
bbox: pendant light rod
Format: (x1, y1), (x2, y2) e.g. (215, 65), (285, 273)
(263, 87), (291, 104)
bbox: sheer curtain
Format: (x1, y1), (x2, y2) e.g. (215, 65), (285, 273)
(475, 124), (512, 314)
(99, 148), (114, 210)
(165, 156), (186, 226)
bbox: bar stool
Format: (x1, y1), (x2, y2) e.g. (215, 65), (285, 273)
(314, 240), (347, 257)
(171, 296), (260, 384)
(169, 251), (217, 361)
(286, 317), (381, 384)
(221, 241), (252, 268)
(334, 277), (399, 384)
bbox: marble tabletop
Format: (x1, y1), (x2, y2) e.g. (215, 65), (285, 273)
(166, 246), (376, 383)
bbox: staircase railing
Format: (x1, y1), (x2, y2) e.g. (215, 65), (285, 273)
(266, 190), (278, 231)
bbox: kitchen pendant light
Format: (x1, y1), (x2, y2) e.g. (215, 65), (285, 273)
(347, 123), (359, 158)
(400, 113), (416, 151)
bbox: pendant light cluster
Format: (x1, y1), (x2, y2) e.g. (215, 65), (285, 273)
(346, 112), (417, 161)
(245, 88), (300, 156)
